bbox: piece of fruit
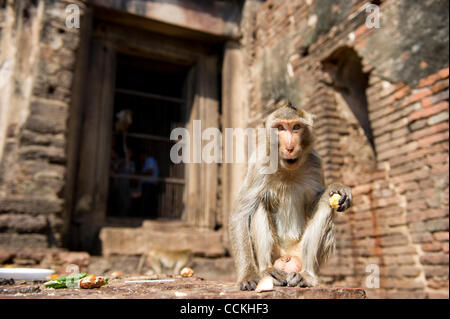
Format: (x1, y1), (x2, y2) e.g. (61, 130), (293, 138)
(79, 275), (108, 289)
(180, 267), (194, 277)
(255, 276), (274, 293)
(329, 193), (342, 209)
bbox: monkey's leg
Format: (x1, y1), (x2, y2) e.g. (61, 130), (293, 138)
(150, 258), (163, 274)
(173, 259), (187, 275)
(289, 198), (335, 287)
(251, 206), (287, 286)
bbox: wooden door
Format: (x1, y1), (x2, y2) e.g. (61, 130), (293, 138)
(71, 39), (116, 252)
(185, 55), (219, 229)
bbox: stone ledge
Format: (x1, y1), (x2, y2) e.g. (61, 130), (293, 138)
(0, 276), (366, 299)
(99, 223), (226, 257)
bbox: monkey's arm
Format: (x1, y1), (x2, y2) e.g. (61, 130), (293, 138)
(228, 165), (264, 291)
(289, 182), (352, 287)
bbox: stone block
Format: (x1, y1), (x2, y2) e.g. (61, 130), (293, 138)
(0, 213), (48, 233)
(100, 222), (226, 258)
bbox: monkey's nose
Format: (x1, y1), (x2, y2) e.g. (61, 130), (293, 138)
(285, 146), (294, 153)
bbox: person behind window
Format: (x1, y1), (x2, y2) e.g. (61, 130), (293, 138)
(140, 151), (159, 218)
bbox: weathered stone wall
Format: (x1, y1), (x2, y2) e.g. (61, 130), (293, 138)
(243, 0), (448, 298)
(0, 0), (448, 298)
(0, 0), (86, 249)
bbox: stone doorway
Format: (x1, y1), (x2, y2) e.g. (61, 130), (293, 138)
(107, 54), (188, 221)
(69, 11), (222, 254)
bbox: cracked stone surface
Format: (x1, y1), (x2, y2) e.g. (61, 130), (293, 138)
(0, 275), (366, 299)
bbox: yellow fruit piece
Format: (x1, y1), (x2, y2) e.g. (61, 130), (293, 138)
(180, 267), (194, 277)
(329, 193), (342, 209)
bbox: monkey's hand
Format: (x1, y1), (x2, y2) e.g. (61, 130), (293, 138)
(261, 267), (287, 286)
(286, 271), (318, 287)
(326, 183), (352, 212)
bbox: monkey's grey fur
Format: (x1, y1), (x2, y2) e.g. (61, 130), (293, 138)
(228, 105), (352, 290)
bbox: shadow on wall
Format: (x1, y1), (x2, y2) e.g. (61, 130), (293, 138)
(321, 46), (374, 151)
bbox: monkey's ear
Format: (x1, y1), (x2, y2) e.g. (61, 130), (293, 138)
(302, 110), (316, 127)
(286, 100), (297, 111)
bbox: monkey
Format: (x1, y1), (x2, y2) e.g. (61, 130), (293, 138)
(139, 248), (193, 275)
(114, 109), (133, 166)
(228, 102), (352, 291)
(115, 109), (133, 133)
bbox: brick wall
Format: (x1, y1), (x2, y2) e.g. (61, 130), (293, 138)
(244, 0), (448, 298)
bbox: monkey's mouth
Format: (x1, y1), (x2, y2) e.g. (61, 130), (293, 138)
(282, 158), (298, 165)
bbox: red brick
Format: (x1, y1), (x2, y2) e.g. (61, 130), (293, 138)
(411, 232), (433, 244)
(389, 142), (446, 167)
(418, 131), (449, 147)
(425, 218), (449, 232)
(417, 73), (441, 88)
(393, 86), (411, 100)
(407, 209), (448, 223)
(432, 78), (449, 93)
(354, 24), (368, 39)
(427, 280), (449, 289)
(402, 88), (433, 107)
(439, 67), (449, 79)
(420, 253), (449, 265)
(421, 243), (443, 252)
(408, 101), (449, 122)
(433, 231), (449, 241)
(430, 163), (450, 175)
(426, 153), (449, 165)
(410, 121), (448, 140)
(424, 265), (449, 278)
(421, 90), (449, 108)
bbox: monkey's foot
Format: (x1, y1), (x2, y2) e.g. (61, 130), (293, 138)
(286, 272), (317, 287)
(239, 279), (258, 291)
(261, 267), (287, 286)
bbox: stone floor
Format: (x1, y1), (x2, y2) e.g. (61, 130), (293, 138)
(0, 275), (366, 299)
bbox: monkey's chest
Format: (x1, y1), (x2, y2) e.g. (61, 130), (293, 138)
(271, 191), (307, 246)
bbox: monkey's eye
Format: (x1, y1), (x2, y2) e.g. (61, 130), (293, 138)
(293, 124), (302, 131)
(277, 125), (285, 131)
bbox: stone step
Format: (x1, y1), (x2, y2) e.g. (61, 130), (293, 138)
(87, 255), (236, 282)
(99, 222), (227, 257)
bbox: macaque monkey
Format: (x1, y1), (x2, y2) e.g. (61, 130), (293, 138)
(229, 102), (352, 290)
(143, 248), (193, 275)
(115, 109), (133, 164)
(115, 109), (133, 133)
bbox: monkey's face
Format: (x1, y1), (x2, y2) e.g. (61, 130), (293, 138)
(265, 105), (315, 171)
(272, 120), (306, 170)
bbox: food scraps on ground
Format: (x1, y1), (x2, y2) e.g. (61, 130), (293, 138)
(47, 274), (59, 280)
(180, 267), (194, 277)
(79, 275), (108, 289)
(329, 193), (342, 209)
(44, 273), (108, 289)
(273, 255), (302, 273)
